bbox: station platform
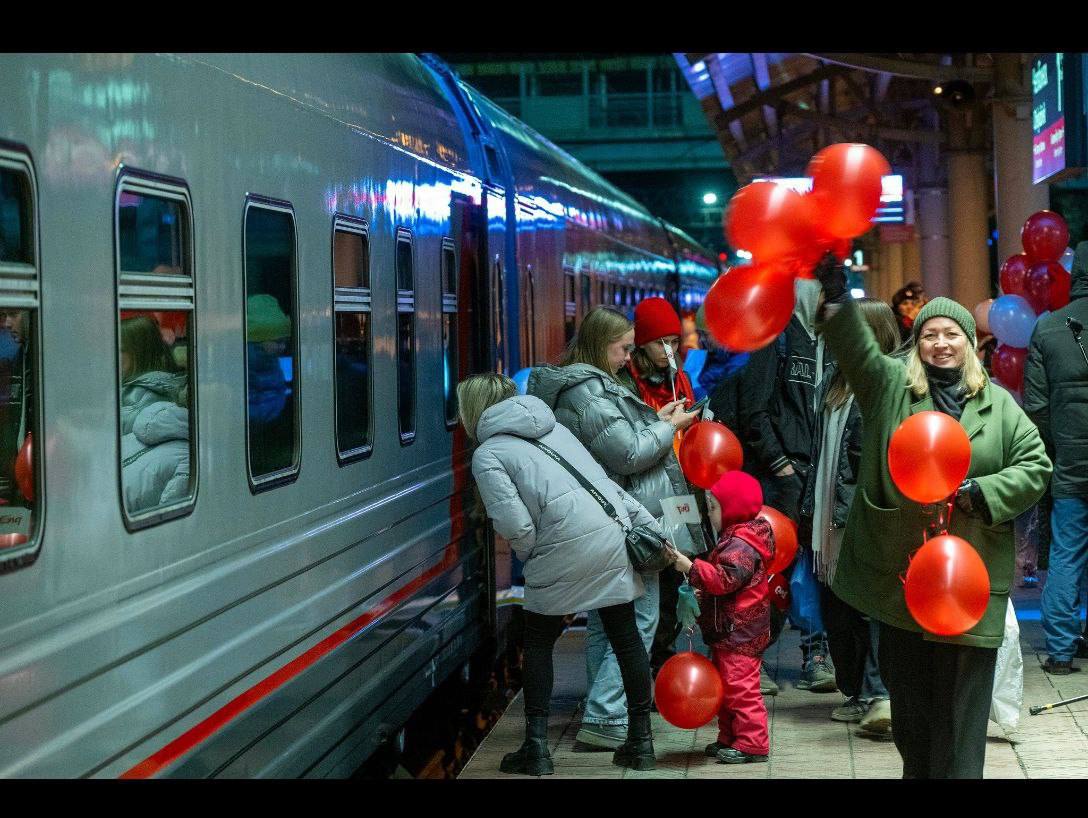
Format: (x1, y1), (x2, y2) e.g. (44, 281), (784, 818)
(459, 583), (1088, 779)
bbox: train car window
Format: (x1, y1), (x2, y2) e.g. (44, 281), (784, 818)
(441, 239), (458, 429)
(244, 200), (300, 488)
(0, 168), (33, 265)
(116, 176), (197, 528)
(580, 274), (591, 314)
(395, 230), (416, 445)
(332, 217), (372, 462)
(0, 153), (41, 571)
(598, 280), (606, 305)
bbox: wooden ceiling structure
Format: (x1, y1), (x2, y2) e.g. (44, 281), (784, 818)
(676, 53), (997, 184)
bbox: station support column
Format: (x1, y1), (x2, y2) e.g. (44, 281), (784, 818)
(917, 187), (952, 297)
(992, 52), (1050, 266)
(947, 107), (993, 310)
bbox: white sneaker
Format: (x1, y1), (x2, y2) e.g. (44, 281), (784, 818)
(859, 698), (892, 735)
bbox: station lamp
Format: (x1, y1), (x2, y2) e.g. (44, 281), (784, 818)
(702, 192), (718, 206)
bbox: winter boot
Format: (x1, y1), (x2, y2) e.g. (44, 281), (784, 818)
(500, 715), (554, 776)
(612, 712), (656, 771)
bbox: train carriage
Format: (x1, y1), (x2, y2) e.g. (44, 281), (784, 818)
(0, 53), (716, 778)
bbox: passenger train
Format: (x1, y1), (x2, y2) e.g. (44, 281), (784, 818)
(0, 53), (718, 777)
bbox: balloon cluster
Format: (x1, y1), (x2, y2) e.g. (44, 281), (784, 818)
(705, 144), (891, 353)
(982, 210), (1073, 400)
(886, 412), (989, 636)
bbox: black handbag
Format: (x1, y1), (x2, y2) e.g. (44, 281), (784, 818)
(519, 437), (673, 574)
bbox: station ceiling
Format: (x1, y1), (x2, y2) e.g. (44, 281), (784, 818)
(676, 53), (996, 183)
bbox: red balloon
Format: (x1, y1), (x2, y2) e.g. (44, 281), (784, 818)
(887, 411), (972, 504)
(14, 433), (32, 503)
(991, 344), (1027, 393)
(703, 263), (796, 353)
(999, 253), (1031, 296)
(1051, 265), (1072, 310)
(806, 143), (891, 239)
(905, 534), (990, 635)
(1024, 260), (1061, 314)
(724, 181), (817, 265)
(678, 421), (743, 490)
(759, 505), (798, 574)
(654, 651), (724, 729)
(1021, 210), (1069, 263)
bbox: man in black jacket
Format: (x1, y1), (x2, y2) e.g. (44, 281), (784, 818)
(735, 278), (837, 692)
(1026, 242), (1088, 675)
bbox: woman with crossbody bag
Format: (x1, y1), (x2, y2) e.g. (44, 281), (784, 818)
(459, 374), (671, 775)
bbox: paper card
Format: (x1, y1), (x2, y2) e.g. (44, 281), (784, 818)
(661, 494), (701, 524)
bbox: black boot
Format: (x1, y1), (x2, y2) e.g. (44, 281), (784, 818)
(612, 712), (655, 771)
(500, 715), (554, 776)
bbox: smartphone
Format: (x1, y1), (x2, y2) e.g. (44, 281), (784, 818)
(688, 396), (710, 414)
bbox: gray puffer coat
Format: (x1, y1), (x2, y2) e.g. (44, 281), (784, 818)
(121, 400), (190, 513)
(121, 371), (187, 435)
(528, 363), (705, 552)
(472, 394), (659, 616)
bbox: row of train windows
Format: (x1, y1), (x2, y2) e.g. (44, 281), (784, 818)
(563, 272), (664, 311)
(0, 158), (460, 563)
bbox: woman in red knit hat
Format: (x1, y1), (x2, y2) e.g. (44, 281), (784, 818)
(620, 297), (707, 677)
(622, 298), (697, 456)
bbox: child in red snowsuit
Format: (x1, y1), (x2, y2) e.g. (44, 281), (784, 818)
(672, 470), (775, 763)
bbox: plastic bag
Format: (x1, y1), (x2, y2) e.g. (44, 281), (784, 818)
(677, 582), (701, 631)
(989, 598), (1023, 736)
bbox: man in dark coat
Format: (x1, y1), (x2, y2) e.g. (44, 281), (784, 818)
(734, 279), (837, 692)
(1025, 241), (1088, 674)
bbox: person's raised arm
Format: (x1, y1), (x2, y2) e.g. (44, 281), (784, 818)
(815, 255), (903, 419)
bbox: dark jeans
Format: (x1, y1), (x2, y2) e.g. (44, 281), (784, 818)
(878, 623), (998, 779)
(821, 585), (887, 701)
(523, 602), (652, 720)
(651, 566), (684, 674)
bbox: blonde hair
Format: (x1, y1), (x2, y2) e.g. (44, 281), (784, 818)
(456, 373), (517, 441)
(825, 299), (901, 409)
(905, 344), (988, 399)
(560, 306), (632, 377)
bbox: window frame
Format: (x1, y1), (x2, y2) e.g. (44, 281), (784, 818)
(441, 237), (459, 431)
(395, 227), (417, 446)
(241, 195), (302, 493)
(113, 169), (199, 531)
(0, 144), (44, 572)
(331, 214), (374, 465)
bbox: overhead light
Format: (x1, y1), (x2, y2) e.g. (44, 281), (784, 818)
(933, 84), (943, 95)
(735, 249), (753, 260)
(702, 192), (718, 205)
(850, 288), (866, 299)
(691, 61), (706, 73)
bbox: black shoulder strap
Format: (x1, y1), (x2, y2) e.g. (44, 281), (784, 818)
(517, 436), (629, 533)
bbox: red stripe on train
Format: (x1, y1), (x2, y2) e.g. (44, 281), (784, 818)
(120, 552), (455, 779)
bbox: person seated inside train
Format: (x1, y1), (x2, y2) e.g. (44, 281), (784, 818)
(121, 385), (190, 514)
(120, 315), (187, 435)
(246, 294), (291, 426)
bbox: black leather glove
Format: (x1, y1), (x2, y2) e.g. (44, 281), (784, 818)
(955, 479), (991, 524)
(813, 252), (849, 304)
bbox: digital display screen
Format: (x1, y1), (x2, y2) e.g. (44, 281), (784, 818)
(1033, 53), (1066, 184)
(752, 175), (905, 223)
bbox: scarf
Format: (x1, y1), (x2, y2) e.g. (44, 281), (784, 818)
(811, 395), (853, 584)
(924, 362), (967, 420)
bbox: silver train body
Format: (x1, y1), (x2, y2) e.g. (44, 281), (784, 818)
(0, 53), (717, 777)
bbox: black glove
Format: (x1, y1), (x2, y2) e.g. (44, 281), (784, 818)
(813, 252), (849, 304)
(955, 479), (991, 524)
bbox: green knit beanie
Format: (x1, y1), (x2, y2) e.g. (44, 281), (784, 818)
(911, 296), (976, 345)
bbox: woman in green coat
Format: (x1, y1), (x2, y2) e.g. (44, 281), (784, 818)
(814, 259), (1051, 779)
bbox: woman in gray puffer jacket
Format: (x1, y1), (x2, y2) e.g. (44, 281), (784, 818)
(527, 305), (700, 750)
(462, 374), (666, 776)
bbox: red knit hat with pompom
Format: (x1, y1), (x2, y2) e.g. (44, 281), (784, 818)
(710, 471), (764, 526)
(634, 297), (682, 347)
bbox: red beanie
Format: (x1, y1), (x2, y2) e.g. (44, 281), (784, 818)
(710, 471), (763, 526)
(634, 297), (682, 347)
